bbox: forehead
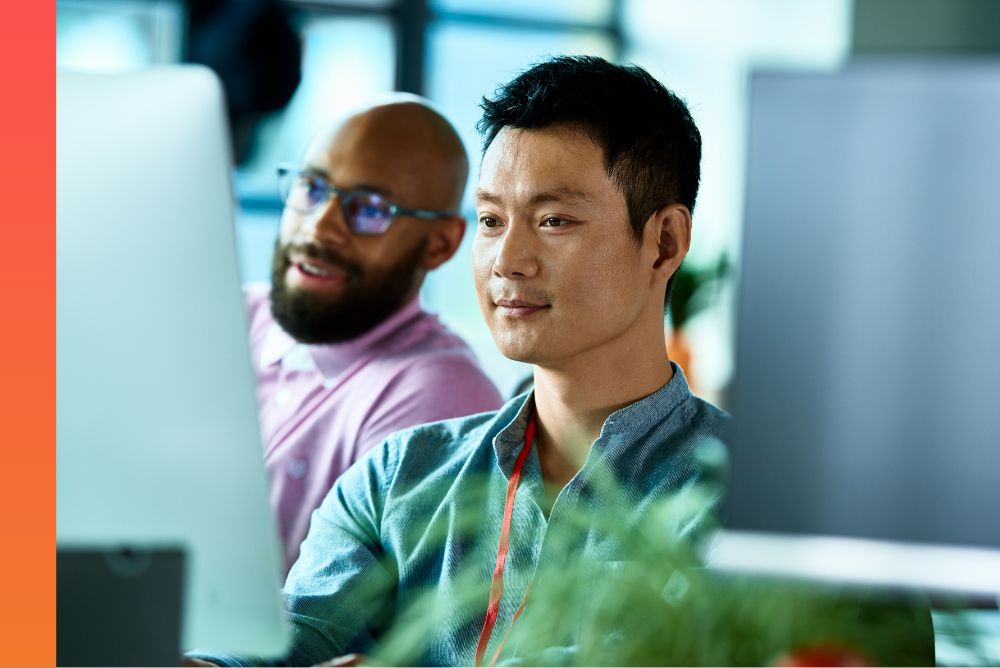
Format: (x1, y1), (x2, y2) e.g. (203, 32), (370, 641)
(478, 126), (615, 203)
(302, 117), (430, 196)
(305, 121), (399, 172)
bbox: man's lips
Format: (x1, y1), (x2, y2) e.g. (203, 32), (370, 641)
(494, 298), (551, 316)
(287, 254), (348, 286)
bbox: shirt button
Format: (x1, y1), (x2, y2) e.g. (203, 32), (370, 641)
(274, 388), (293, 406)
(287, 458), (308, 479)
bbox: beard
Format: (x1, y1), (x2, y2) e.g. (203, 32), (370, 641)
(269, 238), (425, 344)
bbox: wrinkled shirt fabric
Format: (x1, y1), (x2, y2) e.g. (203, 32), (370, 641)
(196, 363), (728, 666)
(245, 283), (503, 572)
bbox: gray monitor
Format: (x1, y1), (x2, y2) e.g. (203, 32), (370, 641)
(57, 67), (290, 655)
(715, 59), (1000, 597)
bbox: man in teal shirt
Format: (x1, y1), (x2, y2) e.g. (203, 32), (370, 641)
(192, 55), (727, 667)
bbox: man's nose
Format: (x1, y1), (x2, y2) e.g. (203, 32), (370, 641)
(295, 195), (351, 246)
(492, 223), (540, 279)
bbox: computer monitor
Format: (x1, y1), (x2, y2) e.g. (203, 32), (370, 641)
(715, 59), (1000, 597)
(57, 67), (289, 656)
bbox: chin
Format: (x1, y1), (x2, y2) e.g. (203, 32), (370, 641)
(500, 349), (543, 364)
(493, 337), (548, 365)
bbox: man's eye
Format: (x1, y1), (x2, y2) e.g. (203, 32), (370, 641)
(479, 217), (501, 228)
(541, 217), (569, 227)
(304, 178), (327, 202)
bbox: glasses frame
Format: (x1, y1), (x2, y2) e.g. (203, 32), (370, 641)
(276, 164), (458, 235)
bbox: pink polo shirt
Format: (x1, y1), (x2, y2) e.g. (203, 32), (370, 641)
(244, 284), (503, 573)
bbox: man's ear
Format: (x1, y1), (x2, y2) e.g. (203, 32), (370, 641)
(422, 216), (466, 270)
(650, 204), (692, 278)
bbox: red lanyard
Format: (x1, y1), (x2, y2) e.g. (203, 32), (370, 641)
(474, 413), (536, 667)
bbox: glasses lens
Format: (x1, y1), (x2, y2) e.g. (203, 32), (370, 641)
(280, 171), (327, 213)
(343, 191), (392, 234)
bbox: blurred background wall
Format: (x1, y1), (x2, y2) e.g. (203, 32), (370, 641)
(56, 0), (855, 401)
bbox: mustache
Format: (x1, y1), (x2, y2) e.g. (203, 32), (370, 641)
(279, 242), (363, 279)
(490, 285), (553, 305)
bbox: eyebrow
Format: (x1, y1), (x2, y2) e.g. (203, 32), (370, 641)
(302, 165), (330, 180)
(475, 187), (595, 207)
(352, 182), (392, 198)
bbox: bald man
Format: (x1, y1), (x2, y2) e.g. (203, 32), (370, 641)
(247, 98), (502, 573)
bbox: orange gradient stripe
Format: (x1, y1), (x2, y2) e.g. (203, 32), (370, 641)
(0, 2), (56, 666)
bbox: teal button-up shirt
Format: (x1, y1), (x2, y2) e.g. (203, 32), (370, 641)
(200, 364), (728, 666)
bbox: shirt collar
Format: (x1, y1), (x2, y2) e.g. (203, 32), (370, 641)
(260, 296), (425, 380)
(490, 362), (693, 473)
(597, 362), (692, 441)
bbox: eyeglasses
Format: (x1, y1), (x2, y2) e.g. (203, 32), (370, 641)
(276, 164), (457, 235)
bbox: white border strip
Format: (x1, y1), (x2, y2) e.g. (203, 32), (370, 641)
(709, 530), (1000, 596)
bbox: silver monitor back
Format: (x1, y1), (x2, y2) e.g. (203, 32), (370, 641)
(716, 59), (1000, 596)
(57, 67), (290, 654)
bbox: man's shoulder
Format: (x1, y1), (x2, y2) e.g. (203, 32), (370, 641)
(387, 309), (478, 359)
(625, 382), (730, 490)
(685, 394), (731, 438)
(389, 407), (501, 461)
(370, 311), (502, 409)
(376, 330), (489, 382)
(663, 393), (730, 475)
(380, 394), (524, 482)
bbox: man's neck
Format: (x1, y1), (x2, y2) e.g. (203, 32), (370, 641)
(530, 329), (674, 490)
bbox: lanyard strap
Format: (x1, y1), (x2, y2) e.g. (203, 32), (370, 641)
(485, 582), (532, 667)
(474, 413), (536, 667)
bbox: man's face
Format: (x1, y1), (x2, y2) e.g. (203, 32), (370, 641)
(473, 125), (658, 367)
(270, 119), (442, 344)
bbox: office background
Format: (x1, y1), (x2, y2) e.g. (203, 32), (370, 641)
(55, 0), (854, 401)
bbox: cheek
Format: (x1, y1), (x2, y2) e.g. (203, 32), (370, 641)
(357, 226), (415, 267)
(278, 211), (303, 245)
(562, 244), (643, 317)
(471, 237), (494, 289)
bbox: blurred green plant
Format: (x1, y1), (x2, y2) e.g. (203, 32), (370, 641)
(669, 255), (730, 330)
(363, 450), (983, 667)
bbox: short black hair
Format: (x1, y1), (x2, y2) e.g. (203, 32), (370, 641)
(477, 56), (702, 246)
